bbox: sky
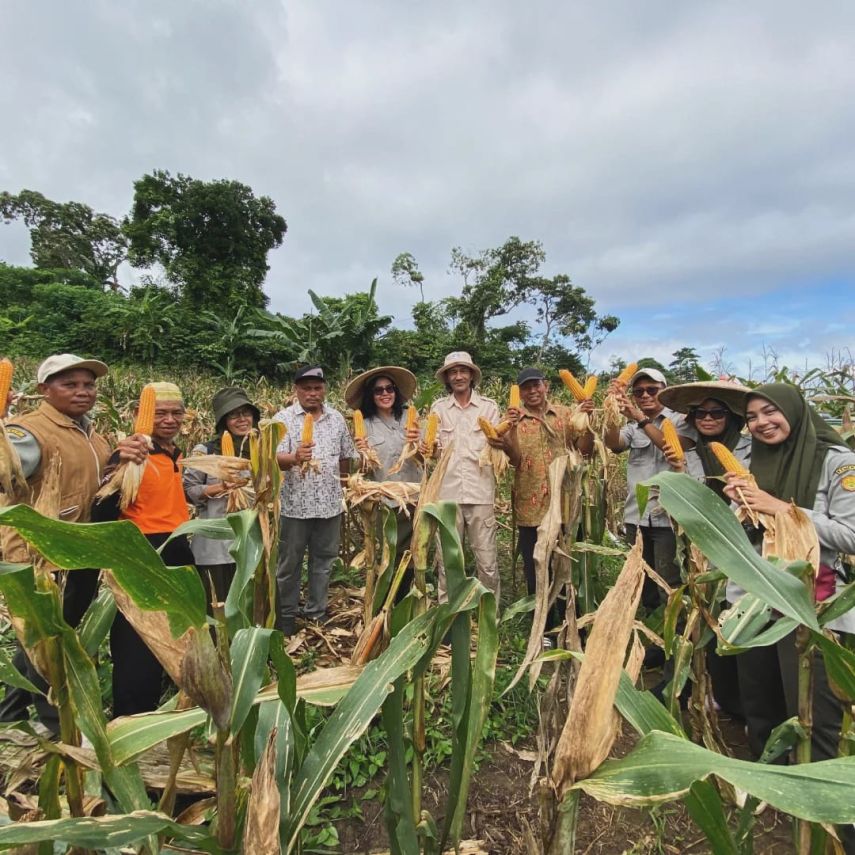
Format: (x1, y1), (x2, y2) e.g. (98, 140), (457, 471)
(1, 1), (853, 377)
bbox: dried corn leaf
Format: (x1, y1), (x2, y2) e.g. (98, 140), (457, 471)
(478, 443), (509, 480)
(387, 439), (419, 476)
(345, 473), (420, 515)
(551, 534), (646, 795)
(761, 503), (820, 568)
(242, 727), (280, 855)
(0, 421), (27, 498)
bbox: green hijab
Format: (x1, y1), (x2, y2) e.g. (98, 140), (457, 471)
(690, 399), (744, 500)
(748, 383), (844, 507)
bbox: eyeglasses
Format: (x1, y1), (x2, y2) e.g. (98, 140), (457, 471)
(226, 407), (255, 420)
(692, 407), (728, 421)
(373, 384), (396, 395)
(632, 386), (661, 398)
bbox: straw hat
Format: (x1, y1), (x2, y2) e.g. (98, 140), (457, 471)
(344, 366), (417, 408)
(434, 351), (482, 384)
(658, 381), (753, 415)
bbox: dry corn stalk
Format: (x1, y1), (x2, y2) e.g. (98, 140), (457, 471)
(351, 410), (381, 473)
(388, 406), (420, 476)
(552, 534), (646, 796)
(95, 384), (158, 510)
(661, 418), (684, 463)
(179, 453), (254, 512)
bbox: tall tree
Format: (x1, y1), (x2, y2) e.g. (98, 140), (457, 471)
(391, 251), (425, 302)
(669, 346), (701, 383)
(0, 190), (127, 289)
(124, 170), (287, 309)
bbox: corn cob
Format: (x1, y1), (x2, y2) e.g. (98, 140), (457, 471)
(424, 412), (439, 449)
(710, 441), (749, 476)
(352, 409), (366, 439)
(509, 384), (520, 409)
(221, 431), (235, 457)
(495, 420), (513, 437)
(134, 385), (157, 435)
(0, 359), (13, 416)
(559, 369), (587, 402)
(661, 418), (684, 463)
(615, 362), (638, 387)
(478, 417), (498, 440)
(583, 376), (598, 398)
(406, 405), (418, 431)
(301, 413), (314, 445)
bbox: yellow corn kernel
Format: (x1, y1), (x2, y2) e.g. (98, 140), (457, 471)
(495, 420), (513, 437)
(424, 412), (439, 448)
(710, 441), (749, 475)
(615, 362), (638, 387)
(559, 369), (587, 402)
(406, 405), (418, 431)
(661, 418), (684, 463)
(352, 409), (366, 439)
(0, 359), (13, 410)
(301, 413), (314, 445)
(583, 376), (598, 399)
(134, 385), (157, 435)
(508, 384), (520, 409)
(478, 417), (498, 440)
(221, 431), (235, 457)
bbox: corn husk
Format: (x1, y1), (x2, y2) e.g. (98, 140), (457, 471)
(0, 422), (27, 498)
(95, 436), (154, 510)
(345, 473), (420, 515)
(478, 443), (509, 479)
(179, 453), (254, 511)
(387, 439), (419, 476)
(300, 458), (322, 477)
(357, 444), (382, 474)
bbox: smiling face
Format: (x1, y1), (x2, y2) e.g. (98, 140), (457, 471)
(691, 397), (730, 438)
(38, 368), (98, 419)
(224, 406), (255, 437)
(631, 377), (665, 416)
(370, 375), (396, 415)
(295, 379), (326, 414)
(445, 365), (474, 396)
(745, 396), (791, 445)
(151, 400), (186, 445)
(520, 378), (548, 410)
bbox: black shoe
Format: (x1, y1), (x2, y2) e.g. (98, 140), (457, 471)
(278, 617), (296, 637)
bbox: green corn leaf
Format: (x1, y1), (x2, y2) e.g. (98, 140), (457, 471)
(225, 509), (265, 636)
(574, 731), (855, 824)
(0, 642), (43, 695)
(684, 780), (739, 855)
(77, 583), (117, 658)
(230, 626), (276, 736)
(811, 631), (855, 702)
(644, 472), (819, 630)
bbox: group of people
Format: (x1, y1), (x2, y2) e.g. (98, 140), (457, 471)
(1, 350), (854, 798)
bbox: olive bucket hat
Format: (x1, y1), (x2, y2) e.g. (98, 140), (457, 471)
(213, 387), (261, 432)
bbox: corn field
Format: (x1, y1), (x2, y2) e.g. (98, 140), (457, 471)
(0, 358), (854, 853)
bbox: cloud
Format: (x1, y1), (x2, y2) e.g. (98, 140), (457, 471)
(1, 1), (853, 371)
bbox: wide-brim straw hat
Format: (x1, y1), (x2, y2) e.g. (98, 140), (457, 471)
(344, 367), (417, 409)
(434, 351), (482, 384)
(658, 381), (754, 416)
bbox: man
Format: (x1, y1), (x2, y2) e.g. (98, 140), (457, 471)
(490, 367), (594, 635)
(274, 365), (357, 635)
(603, 367), (696, 606)
(0, 354), (112, 728)
(426, 351), (501, 601)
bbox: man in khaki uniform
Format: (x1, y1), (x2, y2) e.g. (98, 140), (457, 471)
(427, 352), (501, 601)
(0, 354), (112, 728)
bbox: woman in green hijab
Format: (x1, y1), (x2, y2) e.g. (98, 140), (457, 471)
(723, 383), (855, 770)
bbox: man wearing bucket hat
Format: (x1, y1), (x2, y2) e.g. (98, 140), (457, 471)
(184, 386), (261, 603)
(425, 351), (501, 600)
(604, 366), (696, 608)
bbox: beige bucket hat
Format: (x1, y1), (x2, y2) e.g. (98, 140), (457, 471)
(344, 366), (417, 408)
(658, 380), (753, 415)
(434, 351), (482, 384)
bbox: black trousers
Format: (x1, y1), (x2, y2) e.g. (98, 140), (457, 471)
(0, 568), (100, 733)
(624, 523), (680, 609)
(518, 526), (562, 631)
(110, 533), (195, 718)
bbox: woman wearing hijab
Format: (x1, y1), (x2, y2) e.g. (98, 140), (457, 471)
(183, 386), (260, 604)
(723, 383), (855, 769)
(344, 367), (420, 595)
(659, 381), (753, 717)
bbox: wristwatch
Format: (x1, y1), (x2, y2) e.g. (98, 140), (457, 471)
(637, 418), (652, 429)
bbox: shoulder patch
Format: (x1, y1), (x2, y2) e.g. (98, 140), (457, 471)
(5, 426), (28, 440)
(834, 464), (855, 476)
(841, 475), (855, 492)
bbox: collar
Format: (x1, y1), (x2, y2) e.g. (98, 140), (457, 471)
(449, 389), (482, 410)
(293, 402), (329, 419)
(150, 440), (182, 462)
(520, 399), (560, 419)
(38, 401), (94, 433)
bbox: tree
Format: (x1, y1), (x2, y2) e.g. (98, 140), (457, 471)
(669, 347), (702, 383)
(391, 251), (425, 302)
(0, 190), (127, 289)
(124, 170), (287, 309)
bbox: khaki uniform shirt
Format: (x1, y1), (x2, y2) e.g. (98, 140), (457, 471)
(430, 390), (499, 506)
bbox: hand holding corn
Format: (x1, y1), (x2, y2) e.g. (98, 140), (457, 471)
(116, 435), (150, 464)
(722, 474), (790, 516)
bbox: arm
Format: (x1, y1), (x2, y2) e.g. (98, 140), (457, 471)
(804, 457), (855, 556)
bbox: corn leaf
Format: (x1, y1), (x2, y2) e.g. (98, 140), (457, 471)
(230, 626), (276, 736)
(811, 631), (855, 702)
(0, 504), (206, 635)
(574, 731), (855, 823)
(644, 472), (819, 630)
(225, 509), (265, 635)
(0, 642), (43, 695)
(77, 584), (117, 658)
(684, 780), (739, 855)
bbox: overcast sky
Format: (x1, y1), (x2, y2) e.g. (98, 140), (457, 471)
(1, 1), (853, 376)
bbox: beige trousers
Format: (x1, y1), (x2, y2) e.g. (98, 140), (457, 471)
(436, 503), (500, 603)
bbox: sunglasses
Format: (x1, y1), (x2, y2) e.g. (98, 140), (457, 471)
(692, 407), (728, 420)
(632, 386), (662, 398)
(373, 384), (396, 395)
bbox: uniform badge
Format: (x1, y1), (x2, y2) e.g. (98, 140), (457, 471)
(842, 475), (855, 492)
(5, 426), (27, 440)
(835, 464), (855, 476)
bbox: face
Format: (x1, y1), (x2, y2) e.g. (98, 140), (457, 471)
(745, 396), (791, 445)
(151, 400), (186, 444)
(39, 369), (98, 418)
(520, 378), (548, 409)
(446, 366), (473, 394)
(225, 406), (255, 437)
(371, 376), (396, 413)
(631, 378), (665, 415)
(295, 379), (326, 413)
(691, 398), (730, 438)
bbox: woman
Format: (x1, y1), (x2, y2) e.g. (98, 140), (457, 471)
(344, 367), (420, 598)
(183, 386), (260, 605)
(723, 383), (855, 768)
(659, 381), (752, 716)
